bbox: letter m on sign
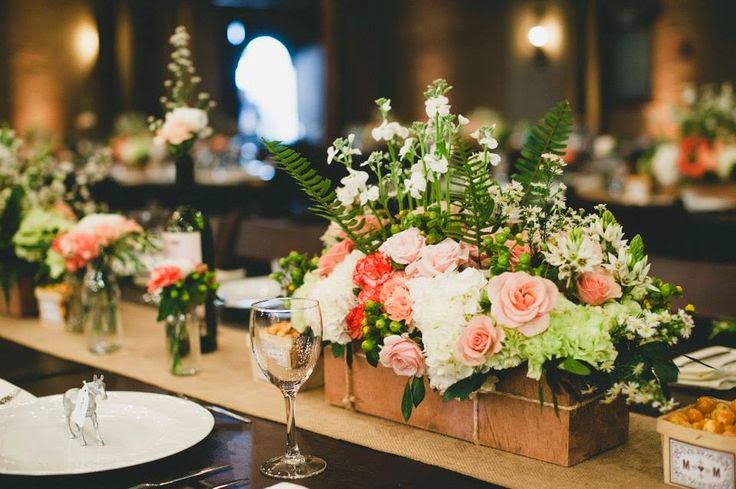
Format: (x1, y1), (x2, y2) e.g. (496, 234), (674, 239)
(682, 459), (690, 470)
(712, 467), (721, 479)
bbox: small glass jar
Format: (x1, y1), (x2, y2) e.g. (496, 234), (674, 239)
(166, 312), (202, 376)
(65, 271), (85, 333)
(83, 262), (122, 354)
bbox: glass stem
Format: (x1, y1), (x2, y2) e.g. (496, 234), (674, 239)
(284, 393), (301, 460)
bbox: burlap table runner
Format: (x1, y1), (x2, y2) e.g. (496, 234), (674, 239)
(0, 303), (668, 488)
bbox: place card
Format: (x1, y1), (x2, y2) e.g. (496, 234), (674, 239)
(669, 438), (735, 489)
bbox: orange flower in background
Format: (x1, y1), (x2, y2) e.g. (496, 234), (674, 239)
(678, 137), (719, 179)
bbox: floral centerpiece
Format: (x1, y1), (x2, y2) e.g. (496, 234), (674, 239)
(147, 260), (219, 375)
(647, 83), (736, 187)
(149, 25), (215, 185)
(48, 213), (153, 352)
(0, 126), (110, 315)
(267, 80), (694, 431)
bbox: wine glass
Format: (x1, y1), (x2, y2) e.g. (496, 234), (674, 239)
(250, 298), (326, 479)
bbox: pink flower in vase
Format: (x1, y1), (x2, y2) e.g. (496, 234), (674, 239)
(379, 273), (413, 322)
(576, 268), (622, 306)
(455, 315), (505, 366)
(379, 227), (425, 265)
(405, 238), (469, 278)
(316, 239), (355, 276)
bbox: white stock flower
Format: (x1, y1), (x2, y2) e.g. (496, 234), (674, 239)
(359, 185), (379, 205)
(306, 250), (365, 344)
(399, 138), (414, 159)
(458, 114), (470, 126)
(336, 170), (370, 207)
(327, 146), (337, 165)
(423, 153), (448, 174)
(650, 143), (679, 187)
(404, 164), (427, 199)
(379, 99), (392, 113)
(425, 95), (450, 118)
(371, 120), (409, 142)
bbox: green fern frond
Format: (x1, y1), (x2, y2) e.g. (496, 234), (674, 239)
(445, 138), (494, 249)
(263, 139), (378, 253)
(512, 100), (572, 204)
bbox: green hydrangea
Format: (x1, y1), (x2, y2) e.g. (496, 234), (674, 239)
(12, 207), (73, 263)
(520, 297), (619, 379)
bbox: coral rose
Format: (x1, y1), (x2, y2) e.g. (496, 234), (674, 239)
(505, 239), (532, 269)
(379, 227), (425, 265)
(576, 268), (622, 306)
(379, 335), (425, 377)
(353, 252), (393, 288)
(379, 273), (413, 322)
(487, 271), (558, 337)
(147, 265), (183, 293)
(455, 315), (505, 366)
(405, 238), (469, 278)
(317, 239), (355, 276)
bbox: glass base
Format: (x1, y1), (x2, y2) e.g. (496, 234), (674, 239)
(88, 341), (121, 355)
(171, 365), (200, 376)
(260, 454), (326, 480)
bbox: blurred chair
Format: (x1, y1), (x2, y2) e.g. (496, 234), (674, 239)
(231, 218), (326, 275)
(649, 256), (736, 318)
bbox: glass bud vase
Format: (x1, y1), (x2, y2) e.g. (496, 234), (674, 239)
(166, 312), (201, 376)
(65, 271), (85, 333)
(83, 263), (122, 354)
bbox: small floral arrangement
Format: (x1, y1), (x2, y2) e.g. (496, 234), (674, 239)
(146, 260), (219, 321)
(647, 83), (736, 185)
(149, 26), (215, 156)
(267, 79), (694, 421)
(47, 213), (152, 278)
(0, 127), (111, 295)
(269, 251), (319, 296)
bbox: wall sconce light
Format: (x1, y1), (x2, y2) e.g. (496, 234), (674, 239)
(527, 23), (550, 67)
(73, 21), (99, 70)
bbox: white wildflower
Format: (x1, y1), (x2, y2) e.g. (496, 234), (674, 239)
(425, 95), (450, 118)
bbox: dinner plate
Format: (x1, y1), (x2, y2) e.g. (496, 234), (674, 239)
(218, 276), (281, 309)
(0, 391), (214, 475)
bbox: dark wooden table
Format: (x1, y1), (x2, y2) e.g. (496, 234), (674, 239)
(0, 340), (497, 489)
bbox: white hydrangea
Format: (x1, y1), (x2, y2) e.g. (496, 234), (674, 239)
(305, 250), (364, 344)
(407, 268), (487, 392)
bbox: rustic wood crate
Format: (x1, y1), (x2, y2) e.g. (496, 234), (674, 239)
(0, 277), (38, 318)
(324, 346), (629, 466)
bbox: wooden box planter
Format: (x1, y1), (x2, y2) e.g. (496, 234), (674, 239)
(324, 346), (629, 466)
(0, 277), (38, 318)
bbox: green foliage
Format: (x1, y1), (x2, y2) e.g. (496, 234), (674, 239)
(401, 376), (426, 421)
(330, 343), (345, 358)
(442, 371), (488, 401)
(270, 250), (318, 296)
(0, 185), (27, 299)
(512, 100), (572, 205)
(446, 138), (495, 249)
(558, 357), (591, 376)
(263, 139), (377, 254)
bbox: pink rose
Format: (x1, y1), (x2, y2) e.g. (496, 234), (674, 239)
(379, 227), (425, 265)
(487, 271), (558, 337)
(378, 335), (425, 377)
(317, 239), (355, 276)
(576, 268), (622, 306)
(405, 238), (469, 278)
(455, 315), (505, 366)
(379, 273), (413, 322)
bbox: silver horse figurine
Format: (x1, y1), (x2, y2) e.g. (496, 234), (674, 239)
(62, 374), (108, 446)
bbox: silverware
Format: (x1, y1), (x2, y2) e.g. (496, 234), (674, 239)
(0, 388), (20, 406)
(128, 463), (232, 489)
(176, 393), (252, 424)
(209, 479), (249, 489)
(205, 405), (253, 424)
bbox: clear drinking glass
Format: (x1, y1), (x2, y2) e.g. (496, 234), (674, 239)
(250, 298), (326, 479)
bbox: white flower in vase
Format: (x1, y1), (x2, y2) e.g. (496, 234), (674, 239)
(404, 164), (427, 199)
(155, 107), (209, 146)
(398, 138), (414, 159)
(371, 120), (409, 142)
(423, 152), (448, 174)
(335, 170), (370, 207)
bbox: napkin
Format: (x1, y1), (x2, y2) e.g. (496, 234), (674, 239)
(265, 484), (309, 489)
(0, 377), (36, 406)
(674, 346), (736, 390)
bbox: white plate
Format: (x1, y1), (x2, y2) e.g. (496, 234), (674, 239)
(218, 276), (281, 309)
(0, 391), (214, 475)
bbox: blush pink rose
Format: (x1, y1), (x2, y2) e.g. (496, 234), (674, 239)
(147, 265), (183, 293)
(379, 227), (425, 265)
(405, 238), (469, 278)
(317, 239), (355, 276)
(156, 120), (194, 146)
(379, 273), (413, 322)
(505, 239), (532, 268)
(576, 268), (622, 306)
(378, 335), (425, 377)
(53, 232), (101, 272)
(487, 271), (559, 337)
(455, 315), (505, 366)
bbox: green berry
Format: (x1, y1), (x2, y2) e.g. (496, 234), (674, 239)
(170, 289), (179, 299)
(375, 318), (387, 330)
(660, 283), (673, 296)
(495, 233), (507, 244)
(361, 339), (376, 352)
(391, 224), (401, 235)
(389, 320), (402, 333)
(519, 253), (531, 265)
(497, 254), (509, 266)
